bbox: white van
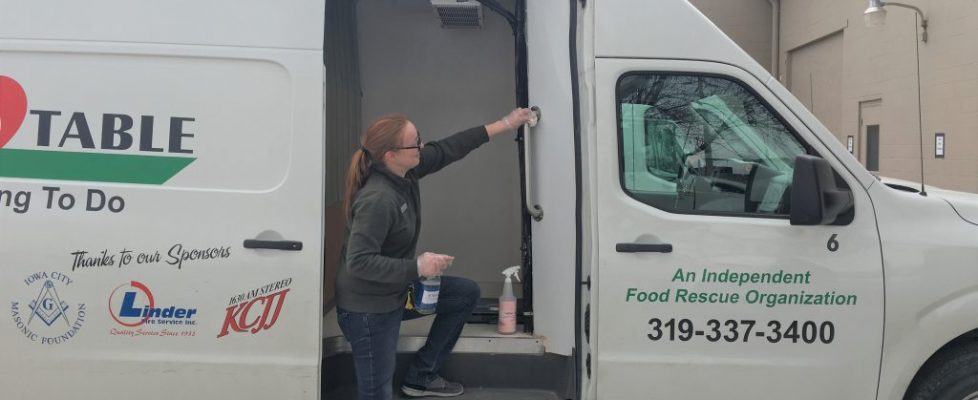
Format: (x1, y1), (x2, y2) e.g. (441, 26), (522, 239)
(2, 1), (977, 399)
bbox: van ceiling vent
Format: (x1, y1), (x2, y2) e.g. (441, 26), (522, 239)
(431, 0), (483, 29)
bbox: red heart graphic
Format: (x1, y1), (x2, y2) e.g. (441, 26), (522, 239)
(0, 75), (28, 149)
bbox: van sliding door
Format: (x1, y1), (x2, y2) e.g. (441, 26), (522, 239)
(0, 2), (325, 399)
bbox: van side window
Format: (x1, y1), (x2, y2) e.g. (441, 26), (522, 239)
(617, 73), (807, 216)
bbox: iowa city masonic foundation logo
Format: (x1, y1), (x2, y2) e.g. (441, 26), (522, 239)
(10, 272), (86, 345)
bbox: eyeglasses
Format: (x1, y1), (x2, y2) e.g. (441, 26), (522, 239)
(394, 131), (423, 150)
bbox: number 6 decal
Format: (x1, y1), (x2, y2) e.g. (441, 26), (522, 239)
(827, 234), (840, 252)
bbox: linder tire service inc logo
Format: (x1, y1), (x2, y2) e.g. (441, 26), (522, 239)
(0, 75), (195, 184)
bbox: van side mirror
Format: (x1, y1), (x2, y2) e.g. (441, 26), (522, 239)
(790, 155), (853, 225)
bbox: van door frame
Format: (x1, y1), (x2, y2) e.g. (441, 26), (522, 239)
(568, 1), (586, 400)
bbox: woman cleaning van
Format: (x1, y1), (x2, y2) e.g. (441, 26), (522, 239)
(337, 108), (535, 400)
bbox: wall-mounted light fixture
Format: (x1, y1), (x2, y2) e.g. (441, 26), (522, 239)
(864, 0), (928, 42)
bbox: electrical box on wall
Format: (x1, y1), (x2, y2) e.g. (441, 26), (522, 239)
(935, 132), (945, 158)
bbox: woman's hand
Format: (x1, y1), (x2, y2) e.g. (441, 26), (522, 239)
(503, 107), (537, 129)
(417, 252), (455, 278)
(486, 107), (537, 138)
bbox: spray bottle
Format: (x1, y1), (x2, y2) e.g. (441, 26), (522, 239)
(498, 265), (521, 334)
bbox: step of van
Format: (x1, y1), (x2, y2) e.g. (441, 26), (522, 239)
(324, 324), (543, 357)
(323, 352), (574, 400)
(320, 308), (573, 399)
(323, 309), (542, 357)
(323, 386), (561, 400)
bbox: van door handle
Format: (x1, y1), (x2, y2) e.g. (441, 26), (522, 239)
(243, 239), (303, 251)
(615, 243), (673, 253)
(522, 106), (544, 221)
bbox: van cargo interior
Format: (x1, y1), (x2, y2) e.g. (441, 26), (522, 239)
(322, 0), (575, 398)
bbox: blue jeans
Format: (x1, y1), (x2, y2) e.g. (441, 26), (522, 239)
(337, 276), (480, 400)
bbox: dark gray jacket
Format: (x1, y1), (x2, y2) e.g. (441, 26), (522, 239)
(335, 126), (489, 313)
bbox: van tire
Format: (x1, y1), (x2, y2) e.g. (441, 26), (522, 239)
(906, 342), (978, 400)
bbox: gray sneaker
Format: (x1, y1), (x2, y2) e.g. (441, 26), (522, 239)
(400, 376), (464, 397)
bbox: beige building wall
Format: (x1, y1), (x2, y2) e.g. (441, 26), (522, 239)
(694, 0), (978, 193)
(690, 0), (775, 72)
(787, 31), (845, 141)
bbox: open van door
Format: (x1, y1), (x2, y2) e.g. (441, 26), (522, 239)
(592, 56), (885, 399)
(0, 2), (324, 399)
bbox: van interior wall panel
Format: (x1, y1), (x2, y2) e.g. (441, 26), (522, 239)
(325, 0), (363, 206)
(323, 0), (362, 310)
(355, 0), (521, 296)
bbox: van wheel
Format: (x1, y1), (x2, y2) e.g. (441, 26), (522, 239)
(906, 342), (978, 400)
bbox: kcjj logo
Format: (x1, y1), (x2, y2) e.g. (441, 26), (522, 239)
(108, 281), (198, 337)
(0, 75), (196, 185)
(9, 272), (85, 345)
(218, 278), (291, 338)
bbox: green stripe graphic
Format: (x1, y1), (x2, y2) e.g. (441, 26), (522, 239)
(0, 149), (195, 184)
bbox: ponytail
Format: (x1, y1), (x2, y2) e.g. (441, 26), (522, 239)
(342, 114), (410, 219)
(343, 148), (372, 218)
